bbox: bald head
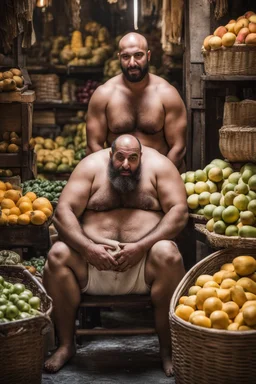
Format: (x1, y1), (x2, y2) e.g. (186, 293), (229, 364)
(118, 33), (148, 52)
(112, 135), (141, 153)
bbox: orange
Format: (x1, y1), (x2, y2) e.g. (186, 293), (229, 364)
(30, 210), (47, 225)
(25, 191), (37, 202)
(9, 206), (21, 216)
(32, 197), (53, 212)
(1, 198), (15, 209)
(0, 190), (5, 202)
(41, 207), (53, 219)
(16, 196), (32, 207)
(17, 214), (30, 225)
(8, 214), (18, 225)
(5, 182), (13, 190)
(0, 211), (8, 225)
(4, 189), (22, 203)
(2, 208), (10, 216)
(0, 181), (7, 191)
(19, 201), (33, 213)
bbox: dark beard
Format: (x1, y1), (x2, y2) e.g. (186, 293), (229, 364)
(121, 62), (149, 83)
(108, 160), (141, 193)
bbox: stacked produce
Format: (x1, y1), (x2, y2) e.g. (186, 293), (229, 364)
(76, 79), (100, 104)
(0, 251), (45, 275)
(0, 68), (24, 92)
(175, 255), (256, 331)
(0, 273), (42, 322)
(34, 121), (86, 174)
(0, 131), (21, 153)
(203, 11), (256, 50)
(0, 181), (53, 226)
(21, 179), (67, 204)
(22, 256), (45, 275)
(182, 159), (256, 238)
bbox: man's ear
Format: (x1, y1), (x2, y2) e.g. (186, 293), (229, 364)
(109, 150), (113, 158)
(147, 50), (151, 62)
(117, 52), (120, 59)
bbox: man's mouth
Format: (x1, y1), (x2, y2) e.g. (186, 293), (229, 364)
(120, 171), (131, 176)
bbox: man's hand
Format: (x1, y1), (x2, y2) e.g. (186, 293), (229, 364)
(113, 242), (145, 272)
(85, 243), (118, 271)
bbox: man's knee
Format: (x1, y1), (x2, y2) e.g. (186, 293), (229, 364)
(149, 240), (183, 269)
(47, 241), (70, 269)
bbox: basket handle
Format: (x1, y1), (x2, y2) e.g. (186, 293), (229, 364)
(0, 326), (27, 338)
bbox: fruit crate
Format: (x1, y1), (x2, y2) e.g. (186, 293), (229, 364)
(0, 265), (52, 384)
(169, 248), (256, 384)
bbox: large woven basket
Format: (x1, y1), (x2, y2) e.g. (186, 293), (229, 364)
(170, 248), (256, 384)
(223, 100), (256, 127)
(0, 265), (52, 384)
(202, 45), (256, 75)
(195, 223), (256, 249)
(219, 124), (256, 162)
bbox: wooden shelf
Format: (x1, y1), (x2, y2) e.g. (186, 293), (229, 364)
(202, 75), (256, 81)
(34, 102), (88, 110)
(0, 153), (22, 167)
(27, 65), (104, 75)
(0, 222), (50, 249)
(0, 90), (35, 103)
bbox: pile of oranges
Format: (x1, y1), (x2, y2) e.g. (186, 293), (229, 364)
(0, 181), (53, 226)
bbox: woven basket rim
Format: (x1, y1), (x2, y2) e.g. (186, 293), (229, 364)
(202, 44), (256, 55)
(220, 125), (256, 131)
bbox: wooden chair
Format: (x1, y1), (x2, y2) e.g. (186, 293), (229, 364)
(76, 294), (155, 344)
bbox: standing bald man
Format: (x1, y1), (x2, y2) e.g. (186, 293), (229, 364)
(43, 135), (188, 376)
(86, 32), (187, 172)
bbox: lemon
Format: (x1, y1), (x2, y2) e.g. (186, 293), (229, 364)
(210, 192), (222, 206)
(222, 167), (234, 179)
(203, 204), (217, 220)
(222, 206), (240, 224)
(194, 169), (207, 182)
(242, 169), (253, 184)
(211, 159), (231, 169)
(224, 191), (237, 206)
(233, 194), (249, 211)
(185, 171), (195, 183)
(190, 315), (211, 328)
(188, 310), (206, 322)
(222, 183), (236, 195)
(206, 218), (215, 232)
(225, 225), (238, 236)
(240, 162), (256, 174)
(228, 172), (241, 185)
(203, 163), (216, 175)
(208, 167), (223, 182)
(175, 304), (194, 321)
(181, 173), (186, 182)
(198, 191), (211, 206)
(214, 220), (227, 234)
(248, 199), (256, 215)
(240, 211), (255, 225)
(234, 183), (249, 195)
(206, 180), (218, 193)
(187, 194), (199, 210)
(248, 175), (256, 191)
(194, 181), (210, 194)
(219, 195), (226, 207)
(188, 286), (202, 296)
(185, 182), (195, 196)
(195, 275), (213, 287)
(212, 206), (225, 222)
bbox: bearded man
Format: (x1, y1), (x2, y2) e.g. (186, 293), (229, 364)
(43, 135), (188, 376)
(86, 32), (187, 172)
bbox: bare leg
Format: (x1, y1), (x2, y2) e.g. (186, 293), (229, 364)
(145, 241), (185, 377)
(43, 241), (88, 373)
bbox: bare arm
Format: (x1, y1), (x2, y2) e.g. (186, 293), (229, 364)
(161, 85), (187, 170)
(86, 85), (109, 155)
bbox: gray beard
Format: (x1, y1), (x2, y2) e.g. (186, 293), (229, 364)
(108, 161), (141, 193)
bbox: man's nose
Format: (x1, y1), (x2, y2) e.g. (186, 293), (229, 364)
(122, 159), (130, 169)
(129, 55), (135, 66)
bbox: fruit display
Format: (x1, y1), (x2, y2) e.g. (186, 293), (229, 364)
(175, 255), (256, 330)
(182, 159), (256, 238)
(203, 11), (256, 50)
(0, 250), (20, 265)
(0, 274), (42, 322)
(0, 180), (53, 226)
(22, 256), (45, 275)
(75, 79), (100, 104)
(21, 179), (67, 203)
(0, 131), (21, 153)
(0, 68), (24, 92)
(34, 121), (86, 174)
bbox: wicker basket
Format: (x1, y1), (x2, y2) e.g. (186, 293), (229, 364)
(189, 213), (207, 224)
(202, 45), (256, 75)
(195, 223), (256, 249)
(170, 248), (256, 384)
(223, 100), (256, 127)
(0, 265), (52, 384)
(219, 125), (256, 162)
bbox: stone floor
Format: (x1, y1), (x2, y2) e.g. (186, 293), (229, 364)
(42, 308), (175, 384)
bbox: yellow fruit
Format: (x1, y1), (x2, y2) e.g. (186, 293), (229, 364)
(222, 206), (240, 224)
(206, 180), (218, 193)
(248, 272), (256, 282)
(238, 325), (253, 331)
(228, 322), (239, 331)
(220, 278), (237, 289)
(203, 281), (220, 289)
(233, 255), (256, 276)
(203, 297), (223, 316)
(206, 218), (215, 232)
(194, 181), (210, 194)
(208, 167), (223, 182)
(241, 300), (256, 311)
(0, 211), (8, 225)
(222, 301), (239, 319)
(4, 189), (22, 203)
(196, 288), (217, 310)
(222, 167), (233, 179)
(236, 277), (256, 294)
(228, 172), (241, 184)
(9, 206), (21, 216)
(245, 292), (256, 300)
(188, 310), (206, 322)
(213, 270), (226, 284)
(190, 315), (211, 328)
(0, 190), (5, 203)
(242, 305), (256, 326)
(19, 201), (33, 213)
(224, 191), (237, 206)
(183, 295), (197, 310)
(185, 171), (195, 183)
(0, 181), (7, 191)
(195, 274), (213, 287)
(1, 198), (15, 209)
(41, 207), (52, 219)
(187, 194), (199, 210)
(239, 225), (256, 238)
(225, 225), (238, 237)
(210, 310), (229, 329)
(248, 199), (256, 215)
(185, 182), (195, 196)
(30, 210), (47, 225)
(179, 296), (188, 305)
(32, 197), (53, 212)
(8, 214), (18, 225)
(188, 286), (201, 296)
(25, 191), (37, 202)
(198, 191), (211, 206)
(2, 208), (10, 216)
(222, 32), (236, 47)
(230, 285), (247, 307)
(234, 183), (249, 195)
(175, 304), (194, 321)
(213, 220), (227, 234)
(16, 196), (32, 207)
(17, 214), (30, 225)
(216, 288), (231, 302)
(248, 175), (256, 191)
(194, 169), (207, 182)
(221, 263), (235, 272)
(210, 192), (222, 206)
(208, 36), (222, 49)
(212, 206), (225, 222)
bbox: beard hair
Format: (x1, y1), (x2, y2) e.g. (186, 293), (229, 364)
(121, 61), (149, 83)
(108, 160), (141, 193)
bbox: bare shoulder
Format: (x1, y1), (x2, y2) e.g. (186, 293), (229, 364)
(150, 74), (183, 102)
(70, 149), (109, 179)
(93, 75), (122, 96)
(142, 146), (175, 172)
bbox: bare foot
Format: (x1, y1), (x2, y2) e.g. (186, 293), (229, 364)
(160, 347), (174, 377)
(44, 345), (76, 373)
